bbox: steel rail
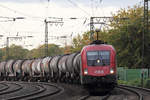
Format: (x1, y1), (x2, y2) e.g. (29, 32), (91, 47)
(119, 84), (150, 93)
(7, 82), (63, 100)
(0, 82), (9, 92)
(23, 82), (64, 100)
(78, 95), (90, 100)
(117, 85), (143, 100)
(78, 93), (111, 100)
(0, 82), (23, 95)
(7, 83), (46, 100)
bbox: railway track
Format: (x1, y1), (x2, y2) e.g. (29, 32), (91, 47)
(0, 81), (63, 100)
(0, 83), (9, 92)
(0, 82), (23, 96)
(0, 81), (150, 100)
(78, 93), (111, 100)
(118, 85), (150, 100)
(78, 85), (150, 100)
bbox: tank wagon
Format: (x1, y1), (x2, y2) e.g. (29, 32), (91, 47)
(0, 40), (117, 91)
(0, 52), (81, 83)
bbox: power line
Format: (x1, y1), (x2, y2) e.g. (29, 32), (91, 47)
(0, 4), (44, 20)
(45, 0), (50, 18)
(90, 16), (129, 41)
(67, 0), (91, 16)
(91, 0), (94, 16)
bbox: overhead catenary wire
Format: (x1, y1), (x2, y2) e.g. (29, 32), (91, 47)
(0, 4), (44, 21)
(0, 24), (7, 33)
(45, 0), (50, 18)
(96, 0), (105, 16)
(67, 0), (91, 16)
(0, 0), (106, 49)
(91, 0), (94, 16)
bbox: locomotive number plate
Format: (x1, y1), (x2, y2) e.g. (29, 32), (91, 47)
(94, 70), (104, 74)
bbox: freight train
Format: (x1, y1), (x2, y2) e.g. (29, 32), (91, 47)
(0, 40), (117, 91)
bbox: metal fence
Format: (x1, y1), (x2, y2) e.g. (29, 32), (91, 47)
(117, 67), (149, 81)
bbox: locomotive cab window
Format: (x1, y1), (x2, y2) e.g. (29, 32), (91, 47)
(87, 51), (110, 66)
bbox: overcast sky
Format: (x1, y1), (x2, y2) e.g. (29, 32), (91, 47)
(0, 0), (143, 49)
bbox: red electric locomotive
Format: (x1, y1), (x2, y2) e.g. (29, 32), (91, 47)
(80, 40), (117, 91)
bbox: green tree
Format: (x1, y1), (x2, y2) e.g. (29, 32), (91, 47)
(0, 49), (4, 61)
(4, 44), (29, 60)
(108, 6), (150, 68)
(72, 30), (108, 52)
(27, 44), (63, 58)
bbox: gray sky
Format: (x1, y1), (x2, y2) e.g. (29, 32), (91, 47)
(0, 0), (143, 49)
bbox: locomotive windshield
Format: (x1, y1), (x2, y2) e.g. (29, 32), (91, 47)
(87, 51), (110, 66)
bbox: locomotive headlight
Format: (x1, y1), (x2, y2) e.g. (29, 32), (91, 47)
(97, 59), (100, 63)
(84, 68), (88, 75)
(110, 68), (114, 74)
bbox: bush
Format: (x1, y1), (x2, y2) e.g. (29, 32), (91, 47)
(144, 78), (150, 89)
(129, 79), (141, 87)
(118, 78), (150, 89)
(118, 80), (129, 85)
(118, 79), (141, 87)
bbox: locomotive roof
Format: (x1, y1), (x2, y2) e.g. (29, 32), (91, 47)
(82, 44), (116, 52)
